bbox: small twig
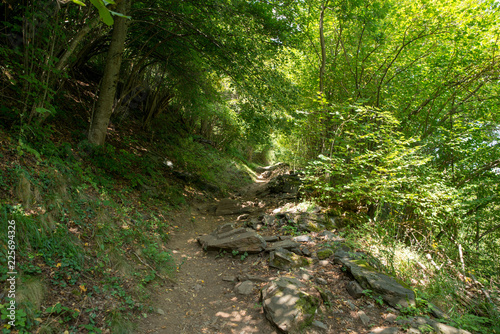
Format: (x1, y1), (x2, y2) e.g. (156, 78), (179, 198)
(133, 251), (176, 284)
(458, 244), (465, 273)
(426, 253), (443, 270)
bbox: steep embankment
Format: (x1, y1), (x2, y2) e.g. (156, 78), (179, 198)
(0, 125), (256, 334)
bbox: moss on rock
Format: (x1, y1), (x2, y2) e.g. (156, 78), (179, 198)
(317, 249), (334, 260)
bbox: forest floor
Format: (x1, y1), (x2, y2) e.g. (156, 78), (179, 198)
(137, 175), (405, 334)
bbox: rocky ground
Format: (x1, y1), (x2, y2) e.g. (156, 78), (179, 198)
(137, 166), (470, 334)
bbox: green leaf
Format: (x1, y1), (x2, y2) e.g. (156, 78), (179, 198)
(35, 107), (54, 115)
(71, 0), (86, 5)
(89, 0), (114, 26)
(109, 10), (131, 19)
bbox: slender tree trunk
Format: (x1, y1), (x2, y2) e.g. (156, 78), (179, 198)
(56, 17), (101, 71)
(319, 0), (329, 94)
(88, 0), (130, 145)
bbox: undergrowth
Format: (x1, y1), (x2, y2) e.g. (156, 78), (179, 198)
(0, 120), (255, 333)
(343, 219), (500, 334)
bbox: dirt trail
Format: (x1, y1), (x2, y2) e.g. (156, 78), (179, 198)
(138, 179), (279, 334)
(138, 177), (402, 334)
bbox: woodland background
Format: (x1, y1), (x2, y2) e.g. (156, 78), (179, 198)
(0, 0), (499, 333)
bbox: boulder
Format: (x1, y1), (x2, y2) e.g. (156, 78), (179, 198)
(245, 219), (263, 230)
(346, 280), (365, 299)
(317, 287), (336, 308)
(368, 328), (400, 334)
(269, 248), (313, 271)
(334, 250), (415, 309)
(295, 213), (335, 232)
(197, 224), (266, 253)
(300, 247), (312, 257)
(292, 235), (311, 242)
(266, 239), (301, 251)
(411, 317), (472, 334)
(262, 214), (278, 226)
(317, 230), (342, 241)
(237, 274), (270, 283)
(428, 302), (448, 319)
(311, 320), (328, 330)
(267, 174), (301, 195)
(316, 248), (334, 260)
(235, 280), (255, 295)
(358, 310), (370, 325)
(215, 198), (253, 216)
(264, 235), (279, 242)
(261, 277), (320, 333)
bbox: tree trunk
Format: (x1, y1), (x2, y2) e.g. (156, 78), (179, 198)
(88, 0), (130, 145)
(319, 0), (329, 94)
(56, 17), (101, 71)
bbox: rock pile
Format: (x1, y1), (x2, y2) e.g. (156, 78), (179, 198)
(196, 198), (472, 333)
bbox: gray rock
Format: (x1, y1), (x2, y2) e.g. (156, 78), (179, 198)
(346, 280), (365, 299)
(317, 248), (334, 260)
(222, 276), (236, 282)
(429, 302), (448, 319)
(317, 230), (339, 240)
(347, 300), (357, 310)
(335, 250), (415, 309)
(266, 239), (301, 251)
(217, 223), (236, 233)
(262, 214), (277, 226)
(317, 260), (330, 266)
(411, 317), (472, 334)
(157, 308), (165, 315)
(396, 317), (413, 326)
(301, 247), (312, 257)
(261, 277), (319, 333)
(267, 174), (301, 195)
(264, 235), (279, 242)
(407, 329), (422, 334)
(358, 310), (370, 325)
(318, 288), (336, 307)
(295, 268), (313, 280)
(316, 277), (328, 285)
(215, 198), (252, 215)
(246, 219), (263, 230)
(293, 235), (311, 242)
(269, 248), (313, 271)
(311, 320), (328, 330)
(294, 212), (335, 232)
(235, 280), (255, 295)
(384, 313), (397, 323)
(237, 274), (269, 283)
(198, 225), (266, 253)
(368, 328), (400, 334)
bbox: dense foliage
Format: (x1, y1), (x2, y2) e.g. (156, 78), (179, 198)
(1, 0), (499, 332)
(274, 0), (500, 331)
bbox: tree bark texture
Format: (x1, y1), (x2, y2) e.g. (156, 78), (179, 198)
(88, 0), (130, 145)
(319, 0), (329, 94)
